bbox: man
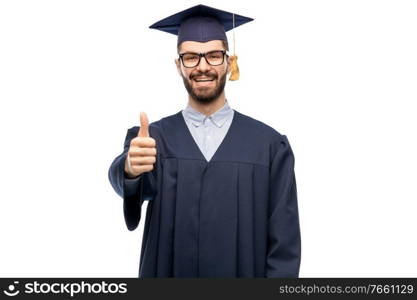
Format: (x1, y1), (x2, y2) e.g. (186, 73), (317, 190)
(108, 4), (301, 278)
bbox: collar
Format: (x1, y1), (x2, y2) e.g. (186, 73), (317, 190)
(183, 100), (233, 128)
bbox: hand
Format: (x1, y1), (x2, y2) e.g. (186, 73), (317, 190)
(124, 112), (157, 178)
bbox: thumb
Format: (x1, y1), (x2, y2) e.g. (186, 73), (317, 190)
(138, 112), (149, 137)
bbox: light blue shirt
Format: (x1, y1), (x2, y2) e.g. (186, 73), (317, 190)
(124, 100), (234, 193)
(181, 100), (234, 162)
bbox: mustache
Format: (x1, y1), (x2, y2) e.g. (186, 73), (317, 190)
(190, 72), (218, 80)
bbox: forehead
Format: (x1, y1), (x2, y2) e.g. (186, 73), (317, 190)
(179, 40), (225, 53)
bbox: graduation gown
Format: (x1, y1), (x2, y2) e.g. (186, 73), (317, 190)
(108, 109), (301, 277)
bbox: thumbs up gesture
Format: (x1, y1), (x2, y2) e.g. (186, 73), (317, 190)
(124, 112), (157, 178)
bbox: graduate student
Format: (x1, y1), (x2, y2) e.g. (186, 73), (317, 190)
(108, 4), (301, 278)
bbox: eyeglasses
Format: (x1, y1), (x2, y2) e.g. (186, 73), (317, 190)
(179, 50), (227, 68)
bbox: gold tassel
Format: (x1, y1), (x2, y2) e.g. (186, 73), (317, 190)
(229, 13), (239, 81)
(229, 55), (240, 81)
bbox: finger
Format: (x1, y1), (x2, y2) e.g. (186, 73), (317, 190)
(131, 164), (154, 174)
(130, 137), (156, 148)
(128, 147), (157, 157)
(129, 156), (156, 165)
(138, 112), (149, 137)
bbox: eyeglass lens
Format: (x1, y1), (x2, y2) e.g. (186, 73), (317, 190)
(181, 51), (224, 67)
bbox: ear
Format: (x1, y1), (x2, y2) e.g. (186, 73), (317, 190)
(226, 55), (231, 75)
(175, 58), (182, 76)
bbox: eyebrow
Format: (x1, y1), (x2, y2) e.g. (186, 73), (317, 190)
(179, 49), (226, 54)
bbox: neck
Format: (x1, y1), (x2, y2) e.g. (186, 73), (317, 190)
(188, 92), (226, 116)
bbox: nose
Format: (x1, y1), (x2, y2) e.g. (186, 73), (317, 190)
(196, 55), (210, 72)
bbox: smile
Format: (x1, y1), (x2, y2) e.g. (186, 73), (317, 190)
(194, 79), (215, 87)
(193, 77), (215, 82)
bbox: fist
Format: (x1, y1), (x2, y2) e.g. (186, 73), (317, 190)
(124, 112), (157, 178)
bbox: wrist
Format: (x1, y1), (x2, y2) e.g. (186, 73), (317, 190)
(124, 171), (141, 179)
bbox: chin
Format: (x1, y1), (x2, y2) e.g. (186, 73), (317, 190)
(182, 73), (226, 104)
(194, 89), (217, 99)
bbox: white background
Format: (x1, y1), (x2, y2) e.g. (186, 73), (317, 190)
(1, 0), (416, 277)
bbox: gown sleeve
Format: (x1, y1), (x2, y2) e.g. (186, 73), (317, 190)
(266, 135), (301, 277)
(108, 126), (157, 231)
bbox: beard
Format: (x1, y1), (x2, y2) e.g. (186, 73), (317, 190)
(181, 70), (227, 104)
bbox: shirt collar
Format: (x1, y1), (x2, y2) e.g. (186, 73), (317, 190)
(183, 100), (233, 128)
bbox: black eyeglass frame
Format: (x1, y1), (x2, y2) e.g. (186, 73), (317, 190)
(178, 50), (228, 68)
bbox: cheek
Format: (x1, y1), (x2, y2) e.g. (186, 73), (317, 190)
(217, 67), (227, 79)
(182, 68), (193, 79)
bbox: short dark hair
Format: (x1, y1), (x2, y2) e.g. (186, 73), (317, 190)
(177, 39), (229, 54)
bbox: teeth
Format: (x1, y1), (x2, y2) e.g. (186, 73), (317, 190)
(195, 78), (213, 82)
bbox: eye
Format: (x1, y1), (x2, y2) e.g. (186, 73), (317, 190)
(207, 51), (223, 59)
(183, 54), (199, 61)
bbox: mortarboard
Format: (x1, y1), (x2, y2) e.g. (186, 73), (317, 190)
(149, 4), (254, 81)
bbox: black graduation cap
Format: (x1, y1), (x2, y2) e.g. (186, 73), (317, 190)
(149, 4), (254, 80)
